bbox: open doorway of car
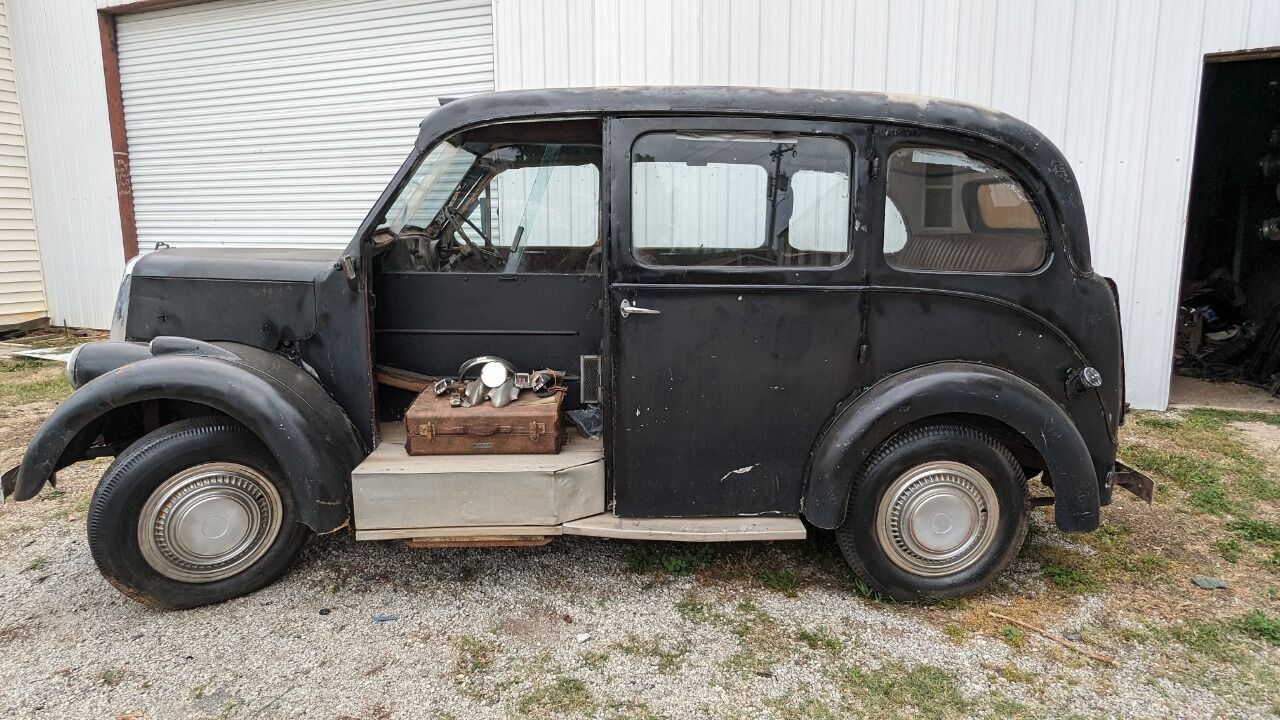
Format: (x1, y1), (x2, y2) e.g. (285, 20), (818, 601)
(1171, 49), (1280, 410)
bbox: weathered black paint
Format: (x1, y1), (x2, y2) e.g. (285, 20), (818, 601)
(805, 362), (1099, 532)
(5, 88), (1130, 536)
(371, 270), (604, 418)
(8, 340), (362, 533)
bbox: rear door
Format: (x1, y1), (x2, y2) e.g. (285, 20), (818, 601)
(606, 117), (871, 517)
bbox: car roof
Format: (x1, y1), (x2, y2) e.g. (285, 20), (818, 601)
(412, 86), (1091, 271)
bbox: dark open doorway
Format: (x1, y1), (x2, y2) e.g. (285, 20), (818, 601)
(1172, 51), (1280, 406)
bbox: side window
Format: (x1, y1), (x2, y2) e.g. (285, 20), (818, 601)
(379, 120), (601, 273)
(883, 147), (1047, 273)
(630, 132), (852, 267)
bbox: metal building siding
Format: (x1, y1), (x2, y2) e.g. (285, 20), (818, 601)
(115, 0), (495, 250)
(0, 0), (45, 328)
(491, 0), (1280, 410)
(8, 0), (123, 330)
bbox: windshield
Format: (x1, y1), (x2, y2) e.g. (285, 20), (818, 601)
(383, 140), (477, 233)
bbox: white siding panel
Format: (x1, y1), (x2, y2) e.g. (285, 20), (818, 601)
(117, 0), (494, 249)
(8, 0), (119, 329)
(492, 0), (1280, 409)
(0, 0), (41, 327)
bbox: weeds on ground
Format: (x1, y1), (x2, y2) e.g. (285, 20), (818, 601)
(760, 568), (799, 597)
(1125, 409), (1280, 515)
(795, 626), (844, 654)
(840, 662), (971, 720)
(673, 590), (722, 625)
(1163, 610), (1280, 658)
(452, 636), (497, 678)
(1038, 561), (1101, 593)
(1214, 538), (1243, 562)
(724, 600), (791, 676)
(617, 634), (688, 673)
(999, 624), (1027, 649)
(0, 357), (71, 405)
(624, 544), (716, 577)
(517, 676), (594, 717)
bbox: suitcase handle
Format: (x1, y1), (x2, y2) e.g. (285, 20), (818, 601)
(466, 425), (504, 436)
(416, 421), (547, 443)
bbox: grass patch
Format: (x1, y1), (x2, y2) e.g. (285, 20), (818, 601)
(617, 635), (688, 673)
(760, 568), (799, 597)
(998, 624), (1027, 649)
(997, 665), (1036, 684)
(840, 663), (970, 720)
(517, 676), (594, 717)
(99, 668), (127, 687)
(1041, 563), (1101, 593)
(941, 624), (967, 643)
(1213, 538), (1242, 563)
(624, 544), (716, 577)
(0, 357), (71, 406)
(843, 575), (887, 602)
(673, 590), (723, 625)
(1231, 518), (1280, 546)
(24, 556), (48, 572)
(1165, 610), (1280, 659)
(1237, 610), (1280, 645)
(451, 636), (497, 678)
(724, 600), (791, 676)
(1124, 409), (1280, 515)
(795, 626), (844, 654)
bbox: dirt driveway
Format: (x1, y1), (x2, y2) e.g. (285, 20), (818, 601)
(1, 358), (1277, 719)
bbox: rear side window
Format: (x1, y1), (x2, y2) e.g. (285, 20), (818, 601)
(883, 147), (1047, 273)
(631, 132), (852, 267)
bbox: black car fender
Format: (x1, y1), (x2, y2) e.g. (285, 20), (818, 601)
(4, 340), (363, 534)
(802, 361), (1101, 534)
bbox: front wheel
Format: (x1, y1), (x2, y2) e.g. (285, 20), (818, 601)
(835, 424), (1029, 601)
(88, 418), (309, 609)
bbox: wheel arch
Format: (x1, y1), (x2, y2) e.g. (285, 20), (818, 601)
(3, 340), (363, 534)
(802, 362), (1100, 533)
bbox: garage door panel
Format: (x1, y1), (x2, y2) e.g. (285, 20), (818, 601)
(117, 0), (495, 251)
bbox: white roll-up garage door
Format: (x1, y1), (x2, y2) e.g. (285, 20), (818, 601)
(116, 0), (494, 250)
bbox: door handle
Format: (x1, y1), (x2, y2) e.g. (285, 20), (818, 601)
(619, 299), (661, 318)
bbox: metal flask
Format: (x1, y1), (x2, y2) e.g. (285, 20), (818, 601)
(461, 378), (487, 408)
(489, 378), (520, 408)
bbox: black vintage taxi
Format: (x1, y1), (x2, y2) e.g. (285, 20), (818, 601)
(3, 88), (1151, 608)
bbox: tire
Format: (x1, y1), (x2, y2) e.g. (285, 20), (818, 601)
(88, 417), (309, 609)
(835, 424), (1029, 601)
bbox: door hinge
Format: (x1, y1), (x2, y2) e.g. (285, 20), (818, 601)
(868, 155), (881, 179)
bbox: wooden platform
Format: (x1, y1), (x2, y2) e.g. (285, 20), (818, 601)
(352, 423), (605, 536)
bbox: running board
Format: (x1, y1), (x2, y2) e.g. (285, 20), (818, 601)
(354, 513), (807, 543)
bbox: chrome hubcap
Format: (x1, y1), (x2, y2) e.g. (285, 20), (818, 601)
(876, 461), (998, 576)
(138, 463), (282, 583)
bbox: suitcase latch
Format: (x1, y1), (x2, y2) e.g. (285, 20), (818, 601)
(419, 422), (436, 442)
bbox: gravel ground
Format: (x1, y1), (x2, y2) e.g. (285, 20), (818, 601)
(1, 397), (1278, 719)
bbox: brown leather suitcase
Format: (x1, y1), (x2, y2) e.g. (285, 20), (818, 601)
(404, 389), (565, 455)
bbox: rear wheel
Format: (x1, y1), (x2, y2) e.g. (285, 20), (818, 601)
(88, 418), (309, 609)
(835, 424), (1029, 600)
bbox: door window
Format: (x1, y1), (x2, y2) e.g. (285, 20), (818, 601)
(630, 132), (852, 267)
(883, 147), (1047, 273)
(378, 120), (601, 273)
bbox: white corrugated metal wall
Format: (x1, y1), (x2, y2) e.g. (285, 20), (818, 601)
(0, 0), (45, 328)
(115, 0), (494, 250)
(491, 0), (1280, 411)
(8, 0), (124, 330)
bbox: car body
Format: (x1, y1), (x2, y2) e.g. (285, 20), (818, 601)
(3, 87), (1151, 608)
